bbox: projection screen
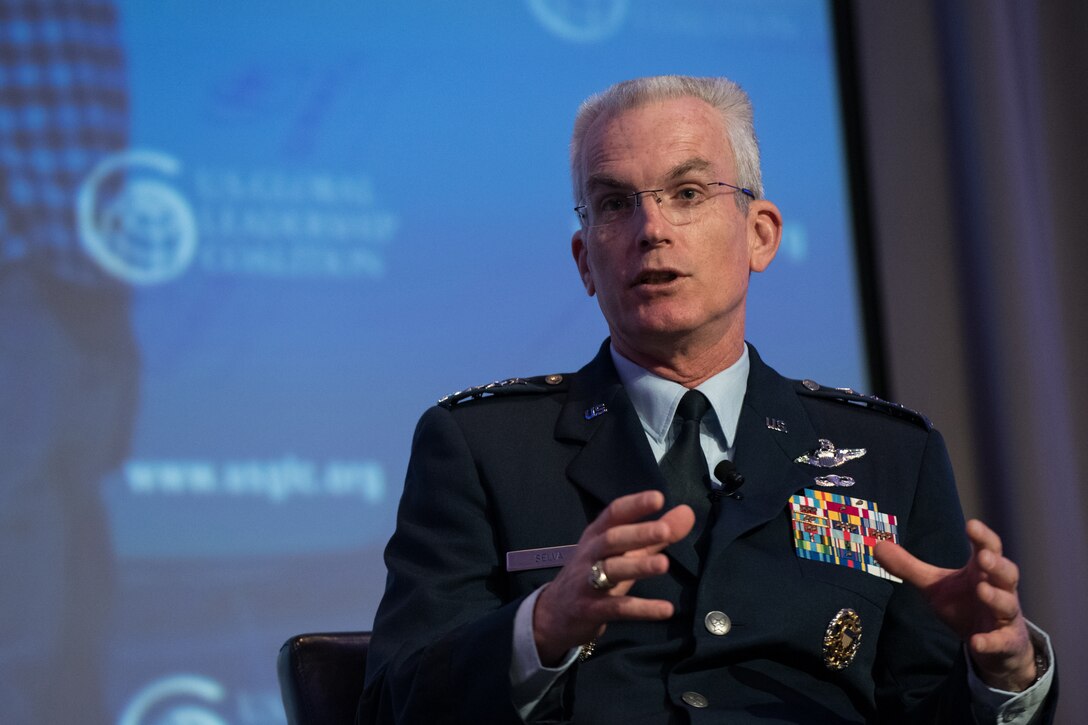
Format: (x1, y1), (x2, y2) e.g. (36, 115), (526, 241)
(0, 1), (871, 722)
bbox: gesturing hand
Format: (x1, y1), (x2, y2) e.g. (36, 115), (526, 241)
(875, 519), (1037, 691)
(532, 490), (694, 666)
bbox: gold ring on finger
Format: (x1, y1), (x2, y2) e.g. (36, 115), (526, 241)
(588, 560), (615, 591)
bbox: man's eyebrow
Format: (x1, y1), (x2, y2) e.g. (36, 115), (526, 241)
(583, 158), (715, 193)
(666, 158), (713, 181)
(584, 173), (631, 192)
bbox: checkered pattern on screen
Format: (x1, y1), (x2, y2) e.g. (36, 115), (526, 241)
(0, 0), (128, 283)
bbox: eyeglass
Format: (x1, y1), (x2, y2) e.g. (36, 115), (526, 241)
(575, 181), (754, 228)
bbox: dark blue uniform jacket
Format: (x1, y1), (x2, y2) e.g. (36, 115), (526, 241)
(361, 342), (1055, 724)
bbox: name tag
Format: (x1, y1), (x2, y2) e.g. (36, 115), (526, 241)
(505, 544), (578, 572)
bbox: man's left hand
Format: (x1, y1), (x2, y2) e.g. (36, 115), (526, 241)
(875, 519), (1037, 692)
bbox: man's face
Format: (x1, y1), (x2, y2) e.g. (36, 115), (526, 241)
(571, 96), (780, 364)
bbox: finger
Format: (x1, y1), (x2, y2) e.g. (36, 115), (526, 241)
(873, 540), (945, 589)
(589, 503), (696, 561)
(966, 620), (1036, 692)
(968, 624), (1029, 658)
(978, 550), (1020, 592)
(590, 594), (676, 622)
(593, 553), (669, 586)
(624, 504), (696, 556)
(657, 504), (695, 543)
(595, 518), (682, 560)
(966, 518), (1003, 557)
(977, 581), (1023, 623)
(586, 490), (666, 538)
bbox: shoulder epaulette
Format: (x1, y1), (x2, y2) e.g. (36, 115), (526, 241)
(437, 373), (570, 409)
(794, 378), (932, 430)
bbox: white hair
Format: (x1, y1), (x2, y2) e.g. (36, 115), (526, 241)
(570, 75), (763, 211)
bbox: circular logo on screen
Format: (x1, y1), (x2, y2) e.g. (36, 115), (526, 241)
(118, 674), (228, 725)
(526, 0), (629, 43)
(78, 150), (199, 285)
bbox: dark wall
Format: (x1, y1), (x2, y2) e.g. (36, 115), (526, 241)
(851, 2), (1088, 720)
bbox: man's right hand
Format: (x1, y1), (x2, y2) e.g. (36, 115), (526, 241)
(532, 490), (694, 666)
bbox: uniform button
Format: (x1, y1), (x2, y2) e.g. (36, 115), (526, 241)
(704, 610), (732, 635)
(681, 691), (709, 708)
(544, 374), (563, 385)
(802, 379), (820, 391)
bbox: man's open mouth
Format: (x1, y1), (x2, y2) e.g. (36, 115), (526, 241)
(636, 270), (680, 286)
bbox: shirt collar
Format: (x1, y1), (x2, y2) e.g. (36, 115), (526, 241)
(610, 342), (750, 448)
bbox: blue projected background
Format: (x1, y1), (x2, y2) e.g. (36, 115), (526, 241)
(0, 1), (868, 723)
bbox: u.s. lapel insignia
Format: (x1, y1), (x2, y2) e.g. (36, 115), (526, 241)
(815, 474), (855, 488)
(766, 417), (788, 433)
(823, 608), (862, 670)
(584, 403), (608, 420)
(795, 439), (866, 468)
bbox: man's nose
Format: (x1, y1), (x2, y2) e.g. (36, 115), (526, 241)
(633, 192), (672, 247)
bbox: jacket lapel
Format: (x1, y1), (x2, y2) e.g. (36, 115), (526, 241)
(707, 345), (822, 557)
(555, 341), (701, 577)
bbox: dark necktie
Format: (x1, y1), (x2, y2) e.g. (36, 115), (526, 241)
(660, 390), (713, 559)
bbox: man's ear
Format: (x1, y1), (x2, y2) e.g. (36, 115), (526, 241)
(571, 230), (596, 296)
(747, 200), (782, 273)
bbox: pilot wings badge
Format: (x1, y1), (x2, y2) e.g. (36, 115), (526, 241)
(795, 439), (866, 468)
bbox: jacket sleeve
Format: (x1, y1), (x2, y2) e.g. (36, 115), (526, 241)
(872, 427), (972, 722)
(359, 405), (528, 725)
(873, 428), (1058, 724)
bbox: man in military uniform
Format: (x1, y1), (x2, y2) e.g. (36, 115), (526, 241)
(361, 76), (1056, 723)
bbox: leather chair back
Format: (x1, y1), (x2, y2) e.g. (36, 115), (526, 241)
(277, 631), (371, 725)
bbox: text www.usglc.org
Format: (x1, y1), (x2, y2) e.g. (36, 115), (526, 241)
(124, 457), (385, 503)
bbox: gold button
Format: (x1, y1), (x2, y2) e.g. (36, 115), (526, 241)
(544, 374), (563, 385)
